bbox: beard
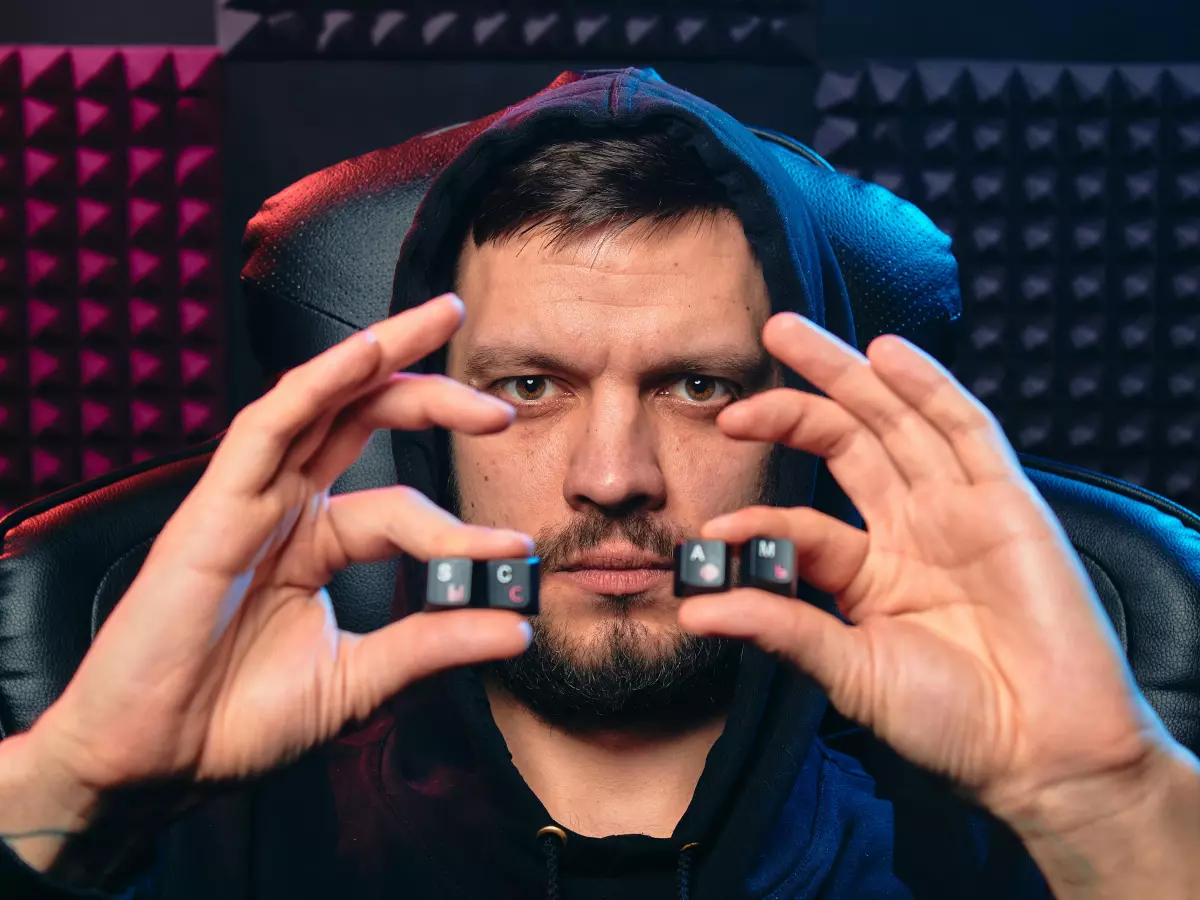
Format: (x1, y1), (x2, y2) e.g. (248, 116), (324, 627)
(447, 440), (781, 735)
(479, 510), (744, 734)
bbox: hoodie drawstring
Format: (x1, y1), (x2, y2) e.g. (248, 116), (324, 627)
(538, 826), (566, 900)
(676, 842), (698, 900)
(537, 826), (699, 900)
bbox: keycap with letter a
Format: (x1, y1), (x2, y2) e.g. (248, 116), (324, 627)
(739, 537), (797, 597)
(426, 558), (474, 610)
(482, 558), (540, 615)
(674, 540), (732, 596)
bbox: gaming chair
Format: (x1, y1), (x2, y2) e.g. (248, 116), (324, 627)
(2, 72), (1198, 766)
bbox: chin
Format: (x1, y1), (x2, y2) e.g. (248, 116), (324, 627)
(537, 596), (686, 669)
(485, 593), (743, 732)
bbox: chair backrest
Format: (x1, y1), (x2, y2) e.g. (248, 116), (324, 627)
(2, 71), (1198, 759)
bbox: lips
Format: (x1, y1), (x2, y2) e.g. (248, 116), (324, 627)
(554, 546), (673, 596)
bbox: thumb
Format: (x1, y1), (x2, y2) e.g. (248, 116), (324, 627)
(340, 610), (533, 716)
(678, 590), (868, 719)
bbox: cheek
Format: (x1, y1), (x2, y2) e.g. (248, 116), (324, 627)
(663, 431), (771, 519)
(452, 430), (568, 529)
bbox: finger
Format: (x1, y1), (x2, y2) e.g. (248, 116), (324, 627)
(718, 388), (906, 520)
(678, 589), (868, 721)
(325, 486), (534, 566)
(764, 313), (969, 486)
(867, 335), (1022, 484)
(303, 374), (515, 488)
(701, 505), (869, 596)
(342, 610), (532, 718)
(206, 293), (465, 495)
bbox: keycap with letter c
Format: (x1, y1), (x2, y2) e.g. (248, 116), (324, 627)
(482, 557), (540, 615)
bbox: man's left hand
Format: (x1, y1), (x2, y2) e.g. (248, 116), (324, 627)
(677, 312), (1200, 898)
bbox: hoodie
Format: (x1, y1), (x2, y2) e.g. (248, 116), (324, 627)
(0, 68), (1051, 900)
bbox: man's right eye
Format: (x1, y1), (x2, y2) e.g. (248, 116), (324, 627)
(496, 376), (561, 403)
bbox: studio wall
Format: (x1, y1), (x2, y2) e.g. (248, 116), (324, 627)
(0, 0), (1198, 515)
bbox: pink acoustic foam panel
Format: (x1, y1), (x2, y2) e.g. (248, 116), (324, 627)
(0, 46), (225, 516)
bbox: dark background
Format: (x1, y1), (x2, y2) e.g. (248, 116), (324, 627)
(5, 0), (1200, 59)
(1, 0), (1198, 510)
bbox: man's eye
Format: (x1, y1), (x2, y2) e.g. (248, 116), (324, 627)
(668, 376), (734, 403)
(497, 376), (560, 403)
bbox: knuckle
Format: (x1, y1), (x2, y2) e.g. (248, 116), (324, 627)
(822, 422), (861, 461)
(229, 402), (264, 434)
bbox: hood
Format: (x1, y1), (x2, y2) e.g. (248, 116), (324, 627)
(384, 68), (863, 900)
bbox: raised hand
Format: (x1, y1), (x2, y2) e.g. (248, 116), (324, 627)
(677, 312), (1176, 828)
(4, 294), (534, 871)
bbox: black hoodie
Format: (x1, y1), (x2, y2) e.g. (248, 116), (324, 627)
(0, 68), (1051, 900)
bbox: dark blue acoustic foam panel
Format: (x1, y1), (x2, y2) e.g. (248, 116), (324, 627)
(813, 63), (1200, 511)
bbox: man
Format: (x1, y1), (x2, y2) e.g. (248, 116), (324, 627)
(1, 68), (1198, 899)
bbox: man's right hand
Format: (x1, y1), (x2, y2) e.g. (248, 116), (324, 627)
(0, 293), (535, 876)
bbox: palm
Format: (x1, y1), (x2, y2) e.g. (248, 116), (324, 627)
(192, 477), (404, 779)
(681, 314), (1157, 813)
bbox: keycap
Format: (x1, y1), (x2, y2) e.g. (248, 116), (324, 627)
(674, 540), (731, 596)
(481, 557), (540, 615)
(426, 558), (474, 610)
(739, 537), (797, 597)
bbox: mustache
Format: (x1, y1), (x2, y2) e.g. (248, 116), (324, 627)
(534, 512), (689, 573)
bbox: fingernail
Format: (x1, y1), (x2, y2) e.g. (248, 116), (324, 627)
(517, 620), (533, 648)
(446, 293), (465, 317)
(361, 329), (378, 345)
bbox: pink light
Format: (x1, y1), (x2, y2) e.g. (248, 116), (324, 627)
(76, 148), (110, 185)
(75, 98), (110, 136)
(26, 299), (59, 337)
(129, 298), (160, 335)
(32, 448), (64, 484)
(22, 98), (58, 139)
(179, 299), (211, 335)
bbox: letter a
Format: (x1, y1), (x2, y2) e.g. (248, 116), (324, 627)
(690, 544), (706, 562)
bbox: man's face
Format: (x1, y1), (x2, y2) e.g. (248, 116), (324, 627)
(447, 212), (776, 730)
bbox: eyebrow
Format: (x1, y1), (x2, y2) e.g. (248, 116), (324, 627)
(460, 345), (776, 388)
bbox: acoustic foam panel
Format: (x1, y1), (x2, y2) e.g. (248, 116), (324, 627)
(0, 46), (224, 516)
(813, 62), (1200, 511)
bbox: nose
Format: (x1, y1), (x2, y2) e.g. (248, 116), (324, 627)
(562, 385), (666, 518)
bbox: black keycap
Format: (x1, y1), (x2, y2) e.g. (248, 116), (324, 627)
(739, 537), (797, 597)
(426, 558), (474, 610)
(481, 557), (540, 615)
(674, 540), (731, 596)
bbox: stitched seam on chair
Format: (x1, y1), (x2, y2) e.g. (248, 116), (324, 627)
(91, 535), (156, 639)
(241, 274), (373, 333)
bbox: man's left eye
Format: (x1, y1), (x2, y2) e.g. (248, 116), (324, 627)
(668, 376), (734, 403)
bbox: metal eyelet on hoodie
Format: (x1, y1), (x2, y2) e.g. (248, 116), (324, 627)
(536, 827), (700, 900)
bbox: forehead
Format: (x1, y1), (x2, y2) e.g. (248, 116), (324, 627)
(449, 214), (770, 372)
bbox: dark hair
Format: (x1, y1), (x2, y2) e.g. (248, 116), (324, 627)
(461, 125), (738, 257)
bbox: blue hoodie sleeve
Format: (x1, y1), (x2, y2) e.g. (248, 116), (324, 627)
(744, 738), (915, 899)
(805, 743), (917, 899)
(814, 734), (1052, 900)
(0, 839), (156, 899)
